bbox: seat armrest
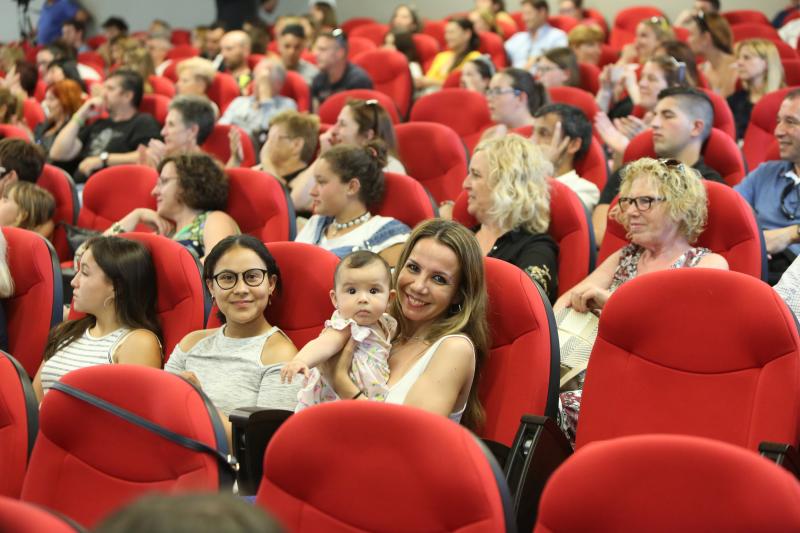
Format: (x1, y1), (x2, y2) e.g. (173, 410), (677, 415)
(505, 415), (573, 533)
(759, 441), (800, 479)
(229, 407), (293, 495)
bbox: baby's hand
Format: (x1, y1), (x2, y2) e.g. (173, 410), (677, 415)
(280, 360), (310, 383)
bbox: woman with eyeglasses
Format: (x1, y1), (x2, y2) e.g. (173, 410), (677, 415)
(554, 158), (728, 442)
(103, 153), (239, 262)
(480, 68), (549, 141)
(533, 47), (580, 88)
(165, 235), (300, 429)
(686, 11), (736, 97)
(728, 39), (786, 141)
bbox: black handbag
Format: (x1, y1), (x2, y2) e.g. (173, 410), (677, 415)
(61, 223), (102, 256)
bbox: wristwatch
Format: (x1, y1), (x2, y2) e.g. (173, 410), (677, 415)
(100, 151), (109, 168)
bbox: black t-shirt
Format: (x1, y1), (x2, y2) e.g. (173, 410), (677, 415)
(310, 63), (374, 105)
(727, 89), (753, 141)
(78, 113), (162, 161)
(598, 156), (725, 205)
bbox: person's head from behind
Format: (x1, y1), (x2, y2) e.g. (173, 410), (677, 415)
(43, 59), (85, 91)
(94, 492), (283, 533)
(639, 55), (689, 111)
(314, 30), (348, 73)
(154, 153), (228, 221)
(332, 250), (394, 326)
(0, 181), (55, 235)
(734, 39), (785, 94)
(486, 68), (548, 125)
(263, 110), (320, 168)
(654, 40), (700, 87)
(467, 134), (552, 232)
(383, 30), (421, 66)
(532, 103), (592, 171)
(774, 89), (800, 164)
(221, 30), (252, 71)
(102, 16), (129, 40)
(61, 18), (86, 48)
(568, 24), (604, 65)
(534, 47), (579, 88)
(651, 87), (714, 159)
(615, 157), (708, 246)
(460, 55), (495, 93)
(104, 69), (144, 111)
(176, 57), (217, 97)
(331, 99), (397, 151)
(0, 138), (45, 195)
(279, 24), (308, 68)
(13, 60), (39, 98)
(162, 95), (216, 151)
(203, 235), (281, 326)
(390, 218), (488, 429)
(635, 16), (675, 62)
(0, 87), (21, 125)
(687, 11), (732, 56)
(444, 18), (480, 56)
(520, 0), (550, 32)
(253, 57), (287, 95)
(390, 4), (421, 33)
(312, 140), (387, 216)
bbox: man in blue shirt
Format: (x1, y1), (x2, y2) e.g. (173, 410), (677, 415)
(37, 0), (86, 45)
(504, 0), (567, 70)
(735, 89), (800, 283)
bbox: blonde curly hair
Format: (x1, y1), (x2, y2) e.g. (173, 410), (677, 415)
(615, 157), (708, 243)
(473, 134), (552, 234)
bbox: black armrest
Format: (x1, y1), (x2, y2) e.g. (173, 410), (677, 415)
(229, 407), (293, 495)
(504, 415), (573, 533)
(759, 441), (800, 479)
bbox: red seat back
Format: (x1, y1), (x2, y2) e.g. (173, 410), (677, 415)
(478, 31), (507, 68)
(598, 180), (764, 279)
(574, 136), (608, 190)
(148, 75), (176, 98)
(610, 7), (665, 49)
(723, 10), (773, 26)
(21, 365), (230, 528)
(207, 73), (241, 114)
(547, 86), (601, 140)
(279, 70), (310, 112)
(86, 35), (107, 50)
(412, 33), (441, 71)
(743, 87), (796, 170)
(576, 269), (800, 450)
(165, 44), (199, 61)
(139, 93), (170, 125)
(783, 59), (800, 86)
(731, 23), (780, 42)
(255, 402), (511, 532)
(0, 125), (30, 140)
(37, 164), (78, 262)
(410, 88), (493, 154)
(700, 88), (737, 140)
(577, 62), (600, 94)
(0, 352), (37, 498)
(352, 49), (414, 119)
(225, 168), (292, 242)
(548, 15), (580, 33)
(170, 29), (192, 46)
(395, 121), (468, 202)
(77, 51), (106, 74)
(4, 227), (62, 377)
(202, 124), (256, 167)
(347, 36), (377, 61)
(0, 495), (80, 532)
(341, 17), (379, 36)
(21, 98), (44, 131)
(317, 89), (400, 125)
(537, 434), (800, 532)
(421, 19), (447, 48)
(78, 165), (157, 232)
(349, 23), (389, 46)
(374, 172), (435, 228)
(479, 257), (559, 447)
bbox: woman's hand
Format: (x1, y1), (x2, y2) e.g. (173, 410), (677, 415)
(180, 371), (202, 389)
(594, 112), (630, 156)
(613, 115), (647, 140)
(280, 360), (310, 384)
(618, 43), (638, 65)
(227, 127), (244, 167)
(118, 208), (174, 235)
(569, 285), (611, 314)
(319, 338), (358, 397)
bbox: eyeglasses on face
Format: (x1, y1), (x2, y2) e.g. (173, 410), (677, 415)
(618, 195), (667, 211)
(485, 87), (520, 97)
(211, 268), (269, 290)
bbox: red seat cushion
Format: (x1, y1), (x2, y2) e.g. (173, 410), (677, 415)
(0, 353), (36, 498)
(202, 124), (256, 167)
(352, 49), (414, 119)
(225, 168), (292, 242)
(374, 172), (435, 228)
(317, 89), (400, 125)
(409, 88), (493, 154)
(78, 165), (157, 231)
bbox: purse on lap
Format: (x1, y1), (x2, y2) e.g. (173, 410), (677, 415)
(556, 307), (599, 391)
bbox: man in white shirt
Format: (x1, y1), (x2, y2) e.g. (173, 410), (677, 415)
(505, 0), (568, 70)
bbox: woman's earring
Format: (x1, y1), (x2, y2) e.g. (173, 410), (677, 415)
(449, 302), (463, 315)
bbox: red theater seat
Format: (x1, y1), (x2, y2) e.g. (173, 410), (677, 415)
(207, 73), (241, 114)
(412, 33), (441, 71)
(723, 10), (773, 26)
(37, 164), (79, 262)
(349, 23), (389, 46)
(225, 168), (293, 242)
(148, 75), (176, 98)
(577, 62), (600, 94)
(0, 352), (37, 498)
(0, 125), (30, 140)
(139, 93), (170, 125)
(547, 86), (600, 140)
(374, 172), (436, 228)
(410, 88), (494, 154)
(77, 165), (157, 232)
(701, 88), (737, 140)
(610, 7), (665, 49)
(347, 36), (377, 60)
(341, 17), (379, 36)
(170, 29), (191, 46)
(255, 402), (512, 532)
(731, 23), (780, 42)
(165, 44), (199, 61)
(279, 70), (310, 112)
(421, 19), (447, 49)
(744, 87), (796, 170)
(352, 49), (414, 119)
(0, 496), (81, 532)
(478, 31), (508, 68)
(202, 124), (256, 167)
(317, 89), (400, 125)
(21, 365), (233, 528)
(21, 98), (44, 131)
(548, 15), (580, 33)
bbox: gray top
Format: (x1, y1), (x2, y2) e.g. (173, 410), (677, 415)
(164, 326), (300, 415)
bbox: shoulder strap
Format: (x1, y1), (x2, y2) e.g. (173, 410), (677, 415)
(51, 381), (237, 488)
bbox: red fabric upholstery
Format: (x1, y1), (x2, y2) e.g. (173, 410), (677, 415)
(207, 73), (241, 114)
(202, 124), (256, 167)
(783, 59), (800, 86)
(4, 227), (61, 377)
(256, 402), (510, 532)
(0, 125), (30, 139)
(610, 7), (665, 49)
(622, 128), (745, 186)
(598, 180), (764, 278)
(37, 164), (78, 262)
(318, 89), (400, 125)
(583, 9), (610, 36)
(139, 93), (170, 125)
(442, 69), (462, 89)
(353, 49), (414, 119)
(77, 51), (105, 74)
(165, 44), (199, 61)
(225, 168), (291, 242)
(0, 353), (37, 498)
(479, 258), (558, 447)
(744, 86), (796, 170)
(0, 496), (80, 532)
(547, 86), (601, 140)
(700, 88), (737, 140)
(347, 37), (377, 61)
(577, 63), (600, 94)
(349, 23), (389, 46)
(412, 33), (441, 71)
(206, 242), (338, 349)
(410, 88), (493, 154)
(395, 121), (468, 202)
(22, 98), (44, 131)
(33, 79), (46, 102)
(148, 75), (176, 98)
(574, 136), (609, 190)
(246, 53), (267, 70)
(723, 10), (773, 26)
(170, 29), (191, 46)
(341, 17), (379, 36)
(21, 365), (229, 528)
(78, 165), (157, 232)
(536, 434), (800, 532)
(162, 58), (181, 82)
(421, 19), (447, 48)
(575, 269), (800, 451)
(86, 35), (106, 50)
(731, 23), (781, 41)
(374, 172), (436, 228)
(547, 15), (580, 33)
(279, 70), (310, 112)
(497, 18), (519, 40)
(598, 44), (620, 67)
(478, 31), (507, 68)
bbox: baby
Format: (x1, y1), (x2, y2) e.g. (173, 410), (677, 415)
(280, 250), (396, 411)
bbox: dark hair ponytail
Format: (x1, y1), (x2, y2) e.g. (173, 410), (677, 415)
(322, 140), (387, 207)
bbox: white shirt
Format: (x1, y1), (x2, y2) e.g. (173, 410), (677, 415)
(557, 169), (600, 212)
(504, 25), (568, 69)
(775, 255), (800, 320)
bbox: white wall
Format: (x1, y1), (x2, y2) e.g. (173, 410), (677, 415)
(0, 0), (788, 44)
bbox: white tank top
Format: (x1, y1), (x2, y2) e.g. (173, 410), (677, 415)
(384, 334), (474, 423)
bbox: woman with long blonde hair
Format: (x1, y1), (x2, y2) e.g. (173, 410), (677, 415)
(728, 39), (786, 140)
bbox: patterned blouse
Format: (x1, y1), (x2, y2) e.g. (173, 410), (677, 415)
(608, 244), (713, 292)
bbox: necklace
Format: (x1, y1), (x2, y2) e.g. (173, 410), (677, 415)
(333, 211), (371, 231)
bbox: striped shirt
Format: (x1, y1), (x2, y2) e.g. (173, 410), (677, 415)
(40, 327), (131, 395)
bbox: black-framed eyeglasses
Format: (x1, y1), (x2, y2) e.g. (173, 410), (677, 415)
(618, 196), (667, 211)
(781, 181), (800, 220)
(211, 269), (269, 290)
(364, 98), (380, 133)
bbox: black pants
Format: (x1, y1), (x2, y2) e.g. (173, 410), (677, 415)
(768, 250), (797, 286)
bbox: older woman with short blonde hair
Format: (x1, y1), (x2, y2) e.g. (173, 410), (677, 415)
(176, 57), (217, 97)
(464, 134), (559, 301)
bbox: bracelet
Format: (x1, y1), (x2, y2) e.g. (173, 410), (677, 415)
(110, 222), (124, 235)
(352, 390), (364, 400)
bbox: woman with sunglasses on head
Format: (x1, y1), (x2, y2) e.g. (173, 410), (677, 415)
(687, 11), (736, 97)
(554, 158), (728, 443)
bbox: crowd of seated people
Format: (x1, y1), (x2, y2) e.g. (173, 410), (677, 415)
(6, 2), (800, 527)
